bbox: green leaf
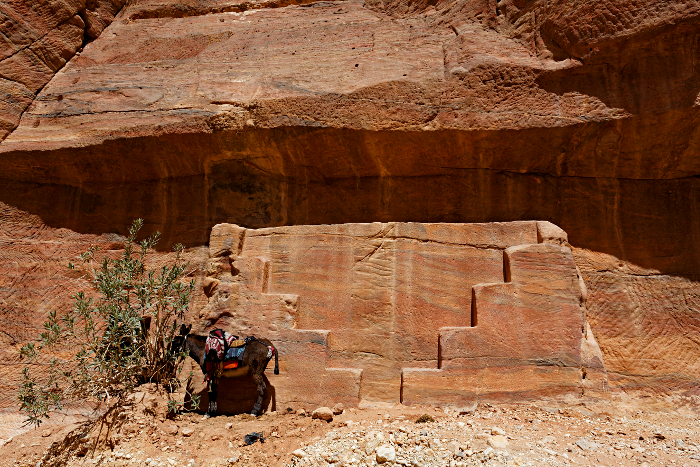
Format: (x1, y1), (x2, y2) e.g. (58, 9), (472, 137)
(18, 219), (193, 427)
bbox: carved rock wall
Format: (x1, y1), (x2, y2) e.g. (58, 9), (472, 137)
(191, 221), (606, 411)
(0, 0), (698, 398)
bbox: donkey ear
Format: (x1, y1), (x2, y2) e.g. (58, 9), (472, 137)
(184, 324), (192, 335)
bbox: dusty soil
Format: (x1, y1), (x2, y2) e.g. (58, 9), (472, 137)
(2, 389), (699, 467)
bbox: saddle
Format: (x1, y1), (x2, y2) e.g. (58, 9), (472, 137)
(203, 331), (275, 381)
(204, 329), (247, 380)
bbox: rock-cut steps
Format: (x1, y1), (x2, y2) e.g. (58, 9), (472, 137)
(195, 221), (608, 412)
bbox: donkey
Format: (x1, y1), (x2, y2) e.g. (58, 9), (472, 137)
(173, 324), (279, 416)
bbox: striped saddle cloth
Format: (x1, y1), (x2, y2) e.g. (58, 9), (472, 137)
(204, 329), (247, 377)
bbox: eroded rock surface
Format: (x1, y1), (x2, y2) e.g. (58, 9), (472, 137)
(0, 0), (125, 140)
(0, 0), (699, 398)
(188, 221), (603, 410)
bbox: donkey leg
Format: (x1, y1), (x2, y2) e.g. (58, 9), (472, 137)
(206, 380), (218, 416)
(251, 368), (266, 416)
(204, 381), (212, 418)
(210, 379), (219, 415)
(206, 381), (211, 414)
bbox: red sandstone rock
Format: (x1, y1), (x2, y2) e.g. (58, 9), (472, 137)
(574, 248), (700, 394)
(536, 221), (568, 246)
(0, 208), (609, 419)
(0, 0), (125, 140)
(403, 242), (593, 403)
(202, 277), (220, 298)
(0, 202), (211, 420)
(83, 0), (126, 39)
(0, 0), (699, 400)
(311, 407), (333, 421)
(193, 221), (602, 410)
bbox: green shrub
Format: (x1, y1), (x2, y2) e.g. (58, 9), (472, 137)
(19, 219), (195, 427)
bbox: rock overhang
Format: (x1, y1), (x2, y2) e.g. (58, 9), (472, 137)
(1, 0), (700, 404)
(1, 0), (699, 260)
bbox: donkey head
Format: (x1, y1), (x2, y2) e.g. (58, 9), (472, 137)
(170, 323), (192, 354)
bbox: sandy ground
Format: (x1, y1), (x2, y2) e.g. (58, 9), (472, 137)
(1, 389), (700, 467)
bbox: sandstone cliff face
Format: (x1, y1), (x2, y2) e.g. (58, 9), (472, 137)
(0, 0), (126, 140)
(0, 0), (699, 397)
(0, 213), (605, 414)
(0, 202), (211, 414)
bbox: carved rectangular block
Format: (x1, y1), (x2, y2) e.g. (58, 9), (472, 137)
(201, 223), (600, 407)
(402, 365), (582, 405)
(209, 223), (245, 258)
(390, 221), (538, 249)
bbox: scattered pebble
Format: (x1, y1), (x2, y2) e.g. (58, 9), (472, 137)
(332, 403), (345, 415)
(375, 445), (396, 463)
(487, 435), (508, 449)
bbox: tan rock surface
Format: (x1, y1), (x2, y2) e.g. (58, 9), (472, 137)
(0, 0), (699, 401)
(193, 221), (601, 410)
(0, 0), (125, 140)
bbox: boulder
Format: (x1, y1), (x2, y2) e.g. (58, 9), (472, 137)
(311, 407), (334, 422)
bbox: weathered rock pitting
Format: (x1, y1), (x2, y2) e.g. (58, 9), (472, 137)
(0, 0), (126, 140)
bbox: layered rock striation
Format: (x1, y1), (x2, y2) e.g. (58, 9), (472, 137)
(0, 0), (699, 396)
(0, 0), (126, 140)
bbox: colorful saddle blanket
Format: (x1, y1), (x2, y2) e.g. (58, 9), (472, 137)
(204, 329), (247, 379)
(204, 329), (245, 361)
